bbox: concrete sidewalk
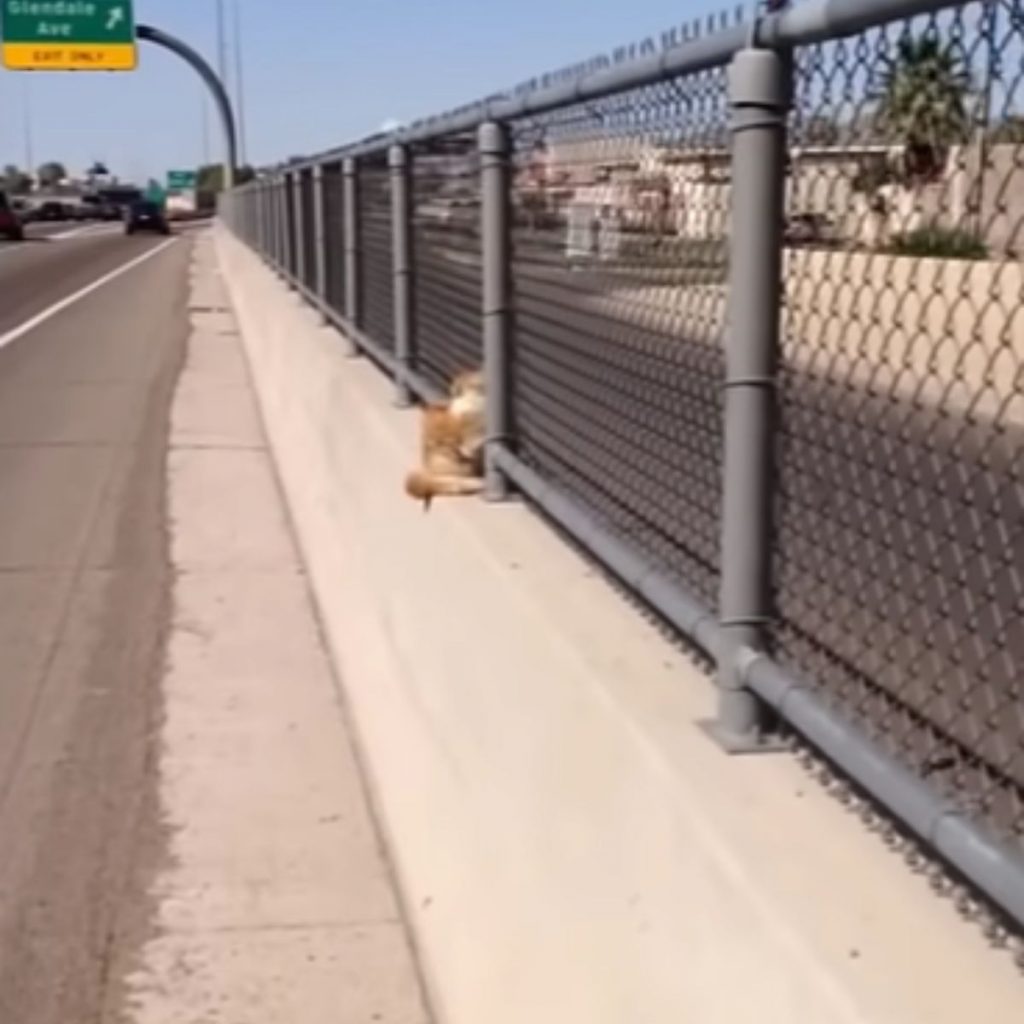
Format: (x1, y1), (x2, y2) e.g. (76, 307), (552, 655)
(121, 235), (429, 1023)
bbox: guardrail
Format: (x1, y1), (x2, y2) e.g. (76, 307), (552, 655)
(221, 0), (1024, 936)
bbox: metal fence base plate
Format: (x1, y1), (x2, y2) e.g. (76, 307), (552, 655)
(698, 719), (788, 756)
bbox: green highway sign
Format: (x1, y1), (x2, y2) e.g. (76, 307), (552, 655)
(167, 169), (197, 191)
(1, 1), (137, 71)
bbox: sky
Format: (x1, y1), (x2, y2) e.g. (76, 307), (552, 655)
(0, 0), (724, 184)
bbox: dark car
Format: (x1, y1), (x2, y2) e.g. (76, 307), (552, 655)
(783, 212), (839, 247)
(0, 190), (24, 241)
(125, 200), (170, 236)
(35, 200), (69, 222)
(79, 194), (120, 221)
(94, 197), (122, 221)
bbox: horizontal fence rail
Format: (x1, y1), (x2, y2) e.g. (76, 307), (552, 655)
(221, 0), (1024, 937)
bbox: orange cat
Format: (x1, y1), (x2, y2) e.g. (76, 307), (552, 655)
(404, 369), (486, 511)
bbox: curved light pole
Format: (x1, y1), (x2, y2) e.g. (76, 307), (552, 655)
(136, 23), (238, 190)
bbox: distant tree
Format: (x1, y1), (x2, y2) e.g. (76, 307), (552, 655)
(194, 163), (255, 211)
(850, 152), (900, 247)
(801, 115), (842, 147)
(518, 188), (549, 231)
(989, 114), (1024, 144)
(851, 153), (898, 198)
(196, 163), (255, 194)
(37, 161), (67, 186)
(2, 164), (32, 194)
(873, 35), (971, 182)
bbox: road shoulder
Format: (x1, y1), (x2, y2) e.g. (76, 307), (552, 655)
(119, 232), (430, 1023)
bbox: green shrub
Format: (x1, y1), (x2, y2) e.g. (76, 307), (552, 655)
(887, 225), (988, 260)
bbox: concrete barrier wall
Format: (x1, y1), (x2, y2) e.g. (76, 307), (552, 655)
(214, 226), (1023, 1024)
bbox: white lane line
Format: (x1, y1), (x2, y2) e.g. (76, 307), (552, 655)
(46, 225), (94, 240)
(0, 224), (120, 253)
(47, 223), (123, 241)
(0, 237), (178, 352)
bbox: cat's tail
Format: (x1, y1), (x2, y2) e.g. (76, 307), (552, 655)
(404, 470), (484, 511)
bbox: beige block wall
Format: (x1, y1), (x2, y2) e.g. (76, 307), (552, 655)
(577, 248), (1021, 424)
(783, 249), (1024, 423)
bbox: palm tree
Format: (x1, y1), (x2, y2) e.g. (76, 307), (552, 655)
(873, 35), (971, 182)
(990, 114), (1024, 144)
(2, 164), (31, 195)
(801, 115), (841, 147)
(36, 161), (67, 188)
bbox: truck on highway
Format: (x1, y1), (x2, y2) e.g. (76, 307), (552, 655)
(166, 190), (198, 221)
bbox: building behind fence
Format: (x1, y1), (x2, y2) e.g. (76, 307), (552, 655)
(221, 0), (1024, 938)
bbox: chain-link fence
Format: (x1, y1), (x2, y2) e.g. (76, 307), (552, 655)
(283, 176), (297, 280)
(299, 168), (317, 293)
(221, 0), (1024, 933)
(357, 152), (395, 349)
(775, 0), (1024, 851)
(509, 53), (735, 610)
(322, 161), (346, 313)
(411, 133), (483, 393)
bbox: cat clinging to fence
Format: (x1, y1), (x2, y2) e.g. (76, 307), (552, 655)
(404, 368), (486, 511)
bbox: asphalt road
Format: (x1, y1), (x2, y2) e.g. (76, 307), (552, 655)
(0, 227), (190, 1024)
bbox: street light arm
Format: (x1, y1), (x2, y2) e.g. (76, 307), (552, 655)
(136, 23), (237, 190)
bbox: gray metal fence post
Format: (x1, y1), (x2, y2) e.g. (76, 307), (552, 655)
(266, 180), (274, 263)
(280, 172), (290, 275)
(291, 171), (304, 288)
(265, 182), (273, 260)
(312, 164), (328, 321)
(264, 182), (274, 264)
(341, 157), (360, 357)
(478, 120), (513, 501)
(270, 181), (276, 260)
(266, 184), (274, 264)
(283, 173), (292, 277)
(257, 183), (266, 256)
(269, 178), (277, 266)
(707, 43), (792, 753)
(389, 144), (414, 406)
(274, 174), (285, 272)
